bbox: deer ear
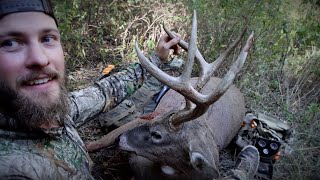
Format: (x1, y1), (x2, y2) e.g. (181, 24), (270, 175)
(189, 140), (220, 178)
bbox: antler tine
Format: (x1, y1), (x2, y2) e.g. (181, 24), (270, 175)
(163, 22), (209, 86)
(169, 10), (208, 128)
(206, 32), (254, 104)
(181, 10), (197, 84)
(135, 43), (179, 88)
(195, 27), (247, 91)
(207, 32), (254, 106)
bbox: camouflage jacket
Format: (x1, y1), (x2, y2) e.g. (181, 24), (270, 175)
(0, 55), (162, 180)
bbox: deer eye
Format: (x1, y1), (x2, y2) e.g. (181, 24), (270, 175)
(151, 131), (162, 142)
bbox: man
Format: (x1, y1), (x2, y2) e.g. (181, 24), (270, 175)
(0, 0), (259, 179)
(0, 0), (180, 179)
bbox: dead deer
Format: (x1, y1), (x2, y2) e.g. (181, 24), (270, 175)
(86, 11), (254, 179)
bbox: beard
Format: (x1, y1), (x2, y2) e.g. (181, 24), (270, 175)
(0, 69), (69, 131)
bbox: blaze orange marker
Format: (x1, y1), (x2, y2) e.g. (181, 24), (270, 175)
(102, 65), (115, 75)
(274, 151), (281, 161)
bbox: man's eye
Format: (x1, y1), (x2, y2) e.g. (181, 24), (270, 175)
(42, 35), (56, 44)
(0, 39), (19, 47)
(0, 39), (21, 51)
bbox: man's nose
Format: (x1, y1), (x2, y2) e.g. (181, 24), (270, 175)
(25, 43), (49, 68)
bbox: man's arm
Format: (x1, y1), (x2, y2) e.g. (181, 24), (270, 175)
(69, 35), (180, 127)
(69, 59), (152, 127)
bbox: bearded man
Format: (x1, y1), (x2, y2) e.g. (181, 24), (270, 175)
(0, 0), (180, 179)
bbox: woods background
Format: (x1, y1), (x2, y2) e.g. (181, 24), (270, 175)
(51, 0), (320, 179)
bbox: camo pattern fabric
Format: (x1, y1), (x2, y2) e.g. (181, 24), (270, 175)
(0, 117), (94, 180)
(69, 62), (147, 127)
(0, 54), (161, 179)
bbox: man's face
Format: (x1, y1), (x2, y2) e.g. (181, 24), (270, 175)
(0, 12), (67, 128)
(0, 12), (64, 105)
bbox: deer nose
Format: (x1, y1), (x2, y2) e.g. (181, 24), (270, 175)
(150, 131), (163, 143)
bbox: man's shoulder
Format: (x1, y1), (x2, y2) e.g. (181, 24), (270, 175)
(0, 140), (60, 179)
(0, 131), (92, 179)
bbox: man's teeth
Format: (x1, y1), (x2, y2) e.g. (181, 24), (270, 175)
(27, 78), (52, 85)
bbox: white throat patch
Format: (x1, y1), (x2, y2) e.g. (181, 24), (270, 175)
(161, 165), (176, 175)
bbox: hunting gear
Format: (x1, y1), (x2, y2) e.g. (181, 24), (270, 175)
(235, 113), (293, 179)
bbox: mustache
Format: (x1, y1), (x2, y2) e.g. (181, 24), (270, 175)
(16, 67), (63, 85)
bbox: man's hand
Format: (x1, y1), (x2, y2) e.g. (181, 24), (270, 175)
(155, 34), (180, 61)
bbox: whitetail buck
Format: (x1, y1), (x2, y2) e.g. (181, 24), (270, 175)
(86, 11), (254, 179)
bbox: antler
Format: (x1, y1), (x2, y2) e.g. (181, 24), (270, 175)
(85, 11), (254, 152)
(136, 10), (254, 129)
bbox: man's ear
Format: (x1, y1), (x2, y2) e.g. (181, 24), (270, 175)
(189, 140), (220, 179)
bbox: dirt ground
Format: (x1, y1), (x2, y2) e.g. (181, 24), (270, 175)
(78, 117), (133, 180)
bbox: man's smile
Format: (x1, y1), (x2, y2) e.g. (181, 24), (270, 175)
(25, 77), (54, 86)
(20, 74), (60, 96)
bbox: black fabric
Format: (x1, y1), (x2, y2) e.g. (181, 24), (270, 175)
(0, 0), (58, 25)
